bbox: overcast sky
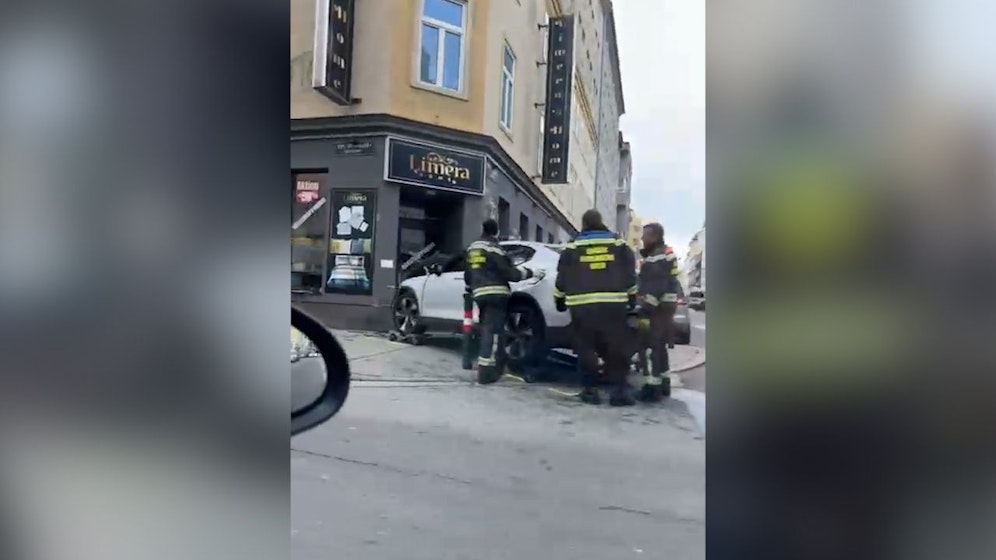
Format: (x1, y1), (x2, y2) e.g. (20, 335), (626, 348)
(615, 0), (705, 260)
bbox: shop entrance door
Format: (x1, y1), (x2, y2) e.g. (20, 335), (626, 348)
(398, 186), (466, 265)
(397, 186), (467, 320)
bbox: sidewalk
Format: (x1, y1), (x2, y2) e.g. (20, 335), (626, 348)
(333, 330), (705, 384)
(333, 330), (475, 385)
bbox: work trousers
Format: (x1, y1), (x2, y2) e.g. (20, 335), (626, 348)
(647, 302), (677, 375)
(570, 305), (633, 390)
(475, 294), (509, 378)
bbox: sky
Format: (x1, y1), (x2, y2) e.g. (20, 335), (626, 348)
(614, 0), (705, 262)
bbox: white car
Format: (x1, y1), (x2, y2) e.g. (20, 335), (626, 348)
(393, 241), (573, 372)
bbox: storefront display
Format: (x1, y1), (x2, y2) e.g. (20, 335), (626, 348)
(326, 189), (376, 295)
(291, 174), (330, 294)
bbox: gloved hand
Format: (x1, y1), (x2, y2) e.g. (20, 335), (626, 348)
(627, 293), (637, 312)
(554, 297), (567, 312)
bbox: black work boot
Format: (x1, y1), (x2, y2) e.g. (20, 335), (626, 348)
(578, 387), (602, 405)
(477, 365), (502, 385)
(610, 386), (636, 407)
(637, 377), (664, 403)
(660, 374), (672, 398)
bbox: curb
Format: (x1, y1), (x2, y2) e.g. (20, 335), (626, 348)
(670, 351), (706, 373)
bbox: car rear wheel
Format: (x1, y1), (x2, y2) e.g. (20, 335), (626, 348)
(504, 299), (547, 375)
(392, 289), (423, 336)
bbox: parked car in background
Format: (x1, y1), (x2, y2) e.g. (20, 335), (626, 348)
(687, 288), (706, 311)
(393, 241), (572, 373)
(673, 290), (692, 345)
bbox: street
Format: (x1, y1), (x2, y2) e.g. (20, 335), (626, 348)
(291, 330), (706, 559)
(688, 308), (706, 349)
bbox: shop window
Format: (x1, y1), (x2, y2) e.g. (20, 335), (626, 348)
(535, 224), (543, 242)
(518, 213), (529, 242)
(419, 0), (466, 92)
(326, 190), (376, 295)
(291, 173), (330, 294)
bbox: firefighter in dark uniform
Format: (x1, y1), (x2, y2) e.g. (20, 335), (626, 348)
(635, 222), (680, 402)
(554, 209), (638, 406)
(464, 219), (535, 384)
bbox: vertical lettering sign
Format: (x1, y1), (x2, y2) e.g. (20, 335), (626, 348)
(541, 14), (575, 184)
(312, 0), (356, 105)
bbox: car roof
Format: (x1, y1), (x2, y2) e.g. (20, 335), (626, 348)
(498, 240), (562, 251)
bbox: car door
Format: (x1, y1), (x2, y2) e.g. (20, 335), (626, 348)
(419, 254), (466, 322)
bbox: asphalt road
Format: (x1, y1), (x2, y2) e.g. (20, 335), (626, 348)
(687, 309), (706, 349)
(291, 380), (704, 560)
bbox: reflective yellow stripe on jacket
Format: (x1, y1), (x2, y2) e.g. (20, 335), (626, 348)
(468, 241), (507, 254)
(565, 238), (628, 249)
(473, 286), (511, 298)
(564, 291), (630, 306)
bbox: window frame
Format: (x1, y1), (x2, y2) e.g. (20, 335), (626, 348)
(499, 42), (516, 132)
(417, 0), (468, 93)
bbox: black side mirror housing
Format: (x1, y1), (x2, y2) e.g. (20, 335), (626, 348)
(291, 306), (351, 436)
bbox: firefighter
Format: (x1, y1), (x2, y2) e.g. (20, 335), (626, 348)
(464, 219), (535, 384)
(554, 209), (638, 406)
(635, 222), (680, 402)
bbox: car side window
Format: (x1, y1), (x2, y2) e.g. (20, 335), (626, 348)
(502, 245), (536, 266)
(443, 254), (466, 273)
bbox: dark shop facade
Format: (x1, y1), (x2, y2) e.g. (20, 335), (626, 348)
(291, 115), (578, 331)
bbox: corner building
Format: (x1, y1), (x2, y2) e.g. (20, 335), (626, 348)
(291, 0), (626, 330)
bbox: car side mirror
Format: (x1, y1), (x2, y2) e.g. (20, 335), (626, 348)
(291, 306), (351, 436)
(427, 263), (442, 276)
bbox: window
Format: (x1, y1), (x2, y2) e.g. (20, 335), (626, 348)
(518, 213), (529, 241)
(291, 173), (330, 294)
(497, 197), (511, 237)
(442, 254), (466, 273)
(502, 244), (536, 266)
(499, 44), (515, 130)
(546, 232), (555, 244)
(419, 0), (466, 92)
(535, 224), (543, 242)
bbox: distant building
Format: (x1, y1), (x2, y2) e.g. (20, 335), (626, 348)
(627, 211), (643, 253)
(615, 134), (633, 235)
(684, 225), (706, 292)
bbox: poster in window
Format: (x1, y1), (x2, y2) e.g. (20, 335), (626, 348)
(326, 190), (376, 295)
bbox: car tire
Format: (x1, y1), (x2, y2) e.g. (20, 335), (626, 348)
(392, 288), (424, 336)
(504, 298), (547, 375)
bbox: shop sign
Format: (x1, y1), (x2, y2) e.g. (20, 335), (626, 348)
(541, 14), (575, 184)
(333, 139), (375, 156)
(312, 0), (356, 106)
(385, 138), (486, 195)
